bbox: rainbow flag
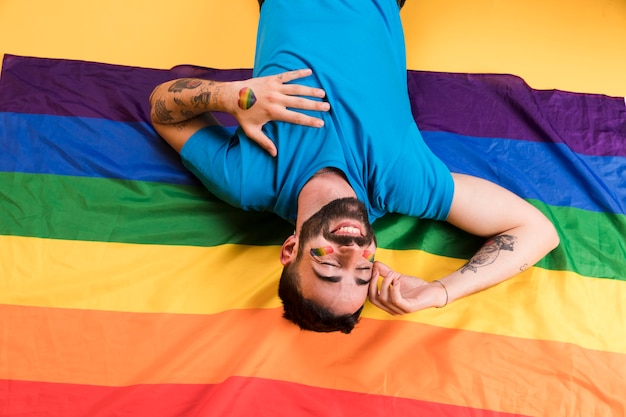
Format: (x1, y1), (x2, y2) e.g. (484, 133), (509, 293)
(0, 54), (624, 416)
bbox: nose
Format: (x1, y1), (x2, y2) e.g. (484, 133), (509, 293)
(336, 242), (360, 254)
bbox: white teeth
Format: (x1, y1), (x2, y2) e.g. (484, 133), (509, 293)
(336, 226), (360, 235)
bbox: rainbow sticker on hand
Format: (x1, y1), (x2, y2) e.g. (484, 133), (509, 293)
(238, 87), (257, 110)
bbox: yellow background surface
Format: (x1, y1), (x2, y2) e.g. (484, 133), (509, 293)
(1, 0), (625, 96)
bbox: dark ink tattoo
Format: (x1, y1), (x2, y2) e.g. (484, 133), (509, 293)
(173, 96), (186, 107)
(153, 98), (174, 122)
(461, 235), (518, 274)
(174, 121), (189, 131)
(211, 84), (221, 108)
(192, 91), (211, 107)
(180, 109), (195, 118)
(168, 78), (202, 93)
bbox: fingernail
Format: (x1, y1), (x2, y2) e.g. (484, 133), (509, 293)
(321, 102), (330, 110)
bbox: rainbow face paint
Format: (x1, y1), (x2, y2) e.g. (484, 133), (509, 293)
(310, 246), (334, 257)
(362, 250), (375, 263)
(238, 87), (257, 110)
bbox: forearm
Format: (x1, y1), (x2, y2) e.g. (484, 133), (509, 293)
(369, 176), (559, 314)
(433, 174), (559, 306)
(149, 78), (236, 125)
(434, 221), (559, 306)
(148, 69), (328, 156)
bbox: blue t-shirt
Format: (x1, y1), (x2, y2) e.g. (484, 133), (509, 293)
(181, 0), (454, 224)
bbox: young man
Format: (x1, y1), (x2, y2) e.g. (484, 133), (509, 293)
(149, 0), (559, 333)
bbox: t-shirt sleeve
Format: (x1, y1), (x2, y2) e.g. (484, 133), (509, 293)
(179, 125), (246, 209)
(374, 127), (455, 221)
(179, 125), (278, 213)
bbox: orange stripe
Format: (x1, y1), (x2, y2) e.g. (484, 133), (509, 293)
(1, 304), (622, 416)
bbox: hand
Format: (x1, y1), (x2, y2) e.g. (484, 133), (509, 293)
(368, 261), (447, 315)
(230, 69), (329, 156)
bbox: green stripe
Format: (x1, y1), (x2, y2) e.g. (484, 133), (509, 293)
(2, 172), (624, 280)
(0, 172), (291, 247)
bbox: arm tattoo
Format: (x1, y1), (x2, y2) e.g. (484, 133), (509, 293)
(180, 109), (195, 118)
(461, 234), (518, 274)
(168, 78), (202, 93)
(192, 90), (212, 107)
(174, 120), (189, 131)
(153, 98), (174, 122)
(211, 84), (221, 108)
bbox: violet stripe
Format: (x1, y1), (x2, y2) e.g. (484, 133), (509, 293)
(408, 71), (626, 157)
(0, 54), (248, 127)
(2, 55), (624, 157)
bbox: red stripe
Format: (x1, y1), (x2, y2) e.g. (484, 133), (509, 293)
(0, 377), (529, 417)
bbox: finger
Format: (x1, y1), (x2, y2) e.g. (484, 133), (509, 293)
(370, 298), (397, 316)
(389, 278), (411, 314)
(373, 261), (393, 277)
(368, 268), (380, 300)
(374, 264), (407, 315)
(367, 269), (395, 314)
(368, 289), (397, 315)
(377, 267), (399, 305)
(282, 96), (330, 113)
(281, 83), (326, 99)
(246, 128), (277, 157)
(278, 109), (325, 128)
(276, 68), (313, 83)
(379, 279), (407, 315)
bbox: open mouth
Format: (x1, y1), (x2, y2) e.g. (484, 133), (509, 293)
(330, 221), (363, 237)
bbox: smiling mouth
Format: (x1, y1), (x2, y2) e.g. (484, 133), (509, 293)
(331, 222), (363, 237)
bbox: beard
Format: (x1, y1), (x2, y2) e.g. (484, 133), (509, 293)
(298, 197), (376, 251)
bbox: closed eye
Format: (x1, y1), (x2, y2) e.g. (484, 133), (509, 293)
(312, 269), (372, 286)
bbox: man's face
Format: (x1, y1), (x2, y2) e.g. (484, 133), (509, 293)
(294, 198), (377, 315)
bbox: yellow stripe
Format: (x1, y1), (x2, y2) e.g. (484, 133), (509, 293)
(1, 0), (625, 96)
(2, 235), (624, 354)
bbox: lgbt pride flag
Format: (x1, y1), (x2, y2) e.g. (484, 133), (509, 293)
(0, 52), (624, 416)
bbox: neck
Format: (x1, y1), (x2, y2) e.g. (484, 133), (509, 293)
(295, 168), (356, 233)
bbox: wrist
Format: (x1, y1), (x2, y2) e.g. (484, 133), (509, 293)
(431, 280), (449, 308)
(222, 79), (252, 116)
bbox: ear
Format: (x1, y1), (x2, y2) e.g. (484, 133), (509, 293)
(280, 234), (298, 265)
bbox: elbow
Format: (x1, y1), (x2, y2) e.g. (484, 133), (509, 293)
(539, 214), (560, 253)
(147, 85), (163, 126)
(548, 223), (560, 252)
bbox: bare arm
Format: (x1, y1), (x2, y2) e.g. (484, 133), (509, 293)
(149, 69), (330, 156)
(369, 173), (560, 314)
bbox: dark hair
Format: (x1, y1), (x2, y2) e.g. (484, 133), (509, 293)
(278, 262), (363, 334)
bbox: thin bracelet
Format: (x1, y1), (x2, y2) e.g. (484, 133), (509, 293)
(433, 280), (449, 308)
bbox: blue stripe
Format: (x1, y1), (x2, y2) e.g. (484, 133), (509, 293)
(423, 131), (625, 214)
(0, 112), (198, 185)
(2, 112), (623, 214)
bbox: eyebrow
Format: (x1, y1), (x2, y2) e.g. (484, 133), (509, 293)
(311, 268), (371, 286)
